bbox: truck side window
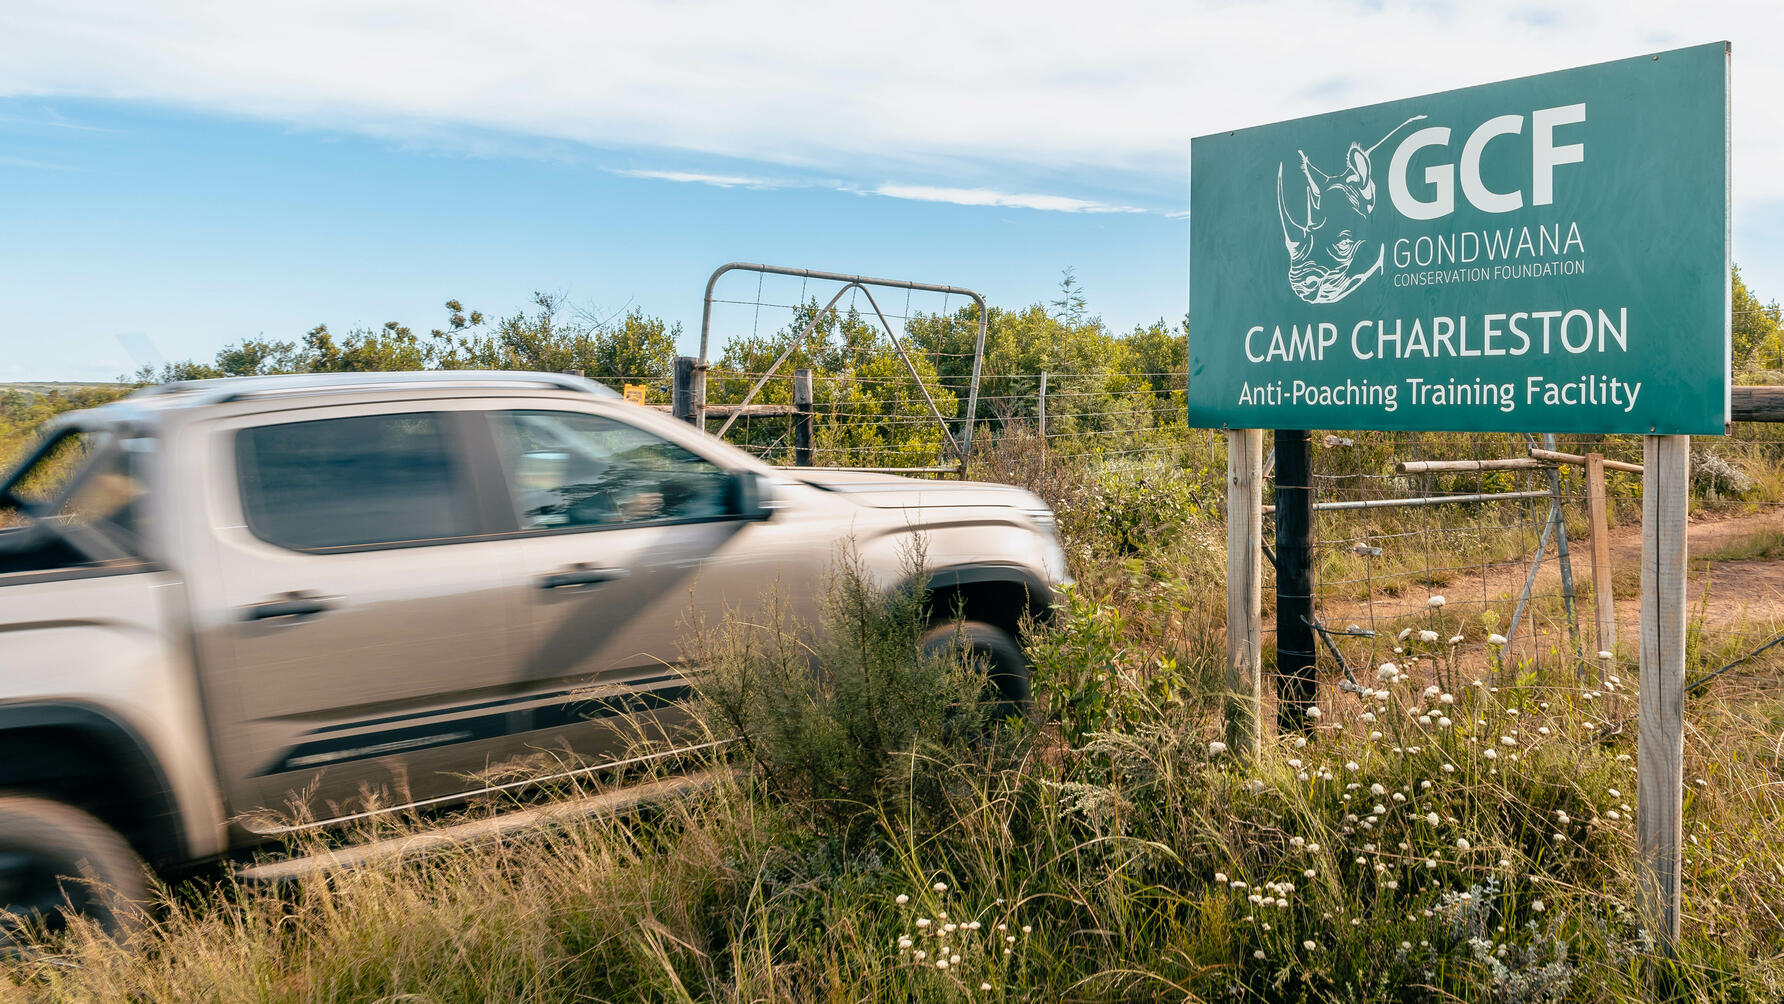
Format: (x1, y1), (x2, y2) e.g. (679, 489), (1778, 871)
(236, 413), (478, 551)
(489, 410), (729, 531)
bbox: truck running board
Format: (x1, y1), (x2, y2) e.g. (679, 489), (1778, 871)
(235, 770), (726, 883)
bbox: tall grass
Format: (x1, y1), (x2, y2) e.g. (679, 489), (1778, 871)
(3, 437), (1783, 1001)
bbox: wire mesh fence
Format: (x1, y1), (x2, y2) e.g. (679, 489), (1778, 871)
(671, 356), (1784, 698)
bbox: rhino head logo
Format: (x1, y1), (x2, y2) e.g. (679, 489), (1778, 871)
(1277, 115), (1424, 304)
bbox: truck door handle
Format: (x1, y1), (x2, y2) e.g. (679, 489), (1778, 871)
(539, 565), (630, 590)
(244, 592), (338, 621)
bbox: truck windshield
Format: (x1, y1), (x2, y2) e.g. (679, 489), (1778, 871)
(0, 430), (149, 573)
(2, 431), (97, 525)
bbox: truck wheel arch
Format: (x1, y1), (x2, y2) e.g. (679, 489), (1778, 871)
(0, 703), (187, 872)
(918, 564), (1055, 640)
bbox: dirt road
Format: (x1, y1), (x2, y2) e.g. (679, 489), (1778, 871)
(1318, 508), (1784, 661)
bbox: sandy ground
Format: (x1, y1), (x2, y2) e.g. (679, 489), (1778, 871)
(1316, 508), (1784, 668)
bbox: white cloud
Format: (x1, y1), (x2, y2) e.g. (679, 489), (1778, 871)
(0, 0), (1779, 210)
(870, 184), (1145, 214)
(609, 168), (779, 189)
(611, 170), (1140, 214)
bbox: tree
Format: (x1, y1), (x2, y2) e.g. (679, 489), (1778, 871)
(1733, 265), (1783, 369)
(1051, 267), (1087, 327)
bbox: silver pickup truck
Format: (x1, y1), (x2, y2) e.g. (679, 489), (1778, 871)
(0, 371), (1066, 933)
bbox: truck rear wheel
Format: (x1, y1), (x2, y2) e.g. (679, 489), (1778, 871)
(0, 795), (148, 942)
(921, 620), (1032, 723)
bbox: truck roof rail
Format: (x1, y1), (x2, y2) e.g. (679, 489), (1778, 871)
(129, 370), (622, 406)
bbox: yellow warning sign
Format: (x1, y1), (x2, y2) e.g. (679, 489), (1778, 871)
(622, 384), (648, 405)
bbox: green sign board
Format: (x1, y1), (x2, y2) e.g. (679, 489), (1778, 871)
(1188, 43), (1729, 434)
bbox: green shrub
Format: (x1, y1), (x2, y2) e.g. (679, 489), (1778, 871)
(688, 543), (993, 827)
(1058, 466), (1212, 556)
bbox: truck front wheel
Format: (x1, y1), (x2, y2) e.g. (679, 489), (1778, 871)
(0, 794), (148, 942)
(920, 620), (1032, 724)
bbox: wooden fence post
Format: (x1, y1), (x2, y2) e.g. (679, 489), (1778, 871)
(1638, 434), (1689, 957)
(793, 368), (814, 467)
(1586, 452), (1617, 655)
(672, 357), (697, 426)
(1226, 428), (1264, 757)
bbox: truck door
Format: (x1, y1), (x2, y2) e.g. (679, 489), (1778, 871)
(190, 403), (524, 829)
(482, 407), (762, 764)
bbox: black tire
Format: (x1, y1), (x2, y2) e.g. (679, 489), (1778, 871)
(921, 620), (1032, 723)
(0, 795), (148, 941)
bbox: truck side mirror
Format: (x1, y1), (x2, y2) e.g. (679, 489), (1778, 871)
(727, 470), (775, 522)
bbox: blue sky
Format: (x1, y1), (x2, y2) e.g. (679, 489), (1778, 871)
(2, 1), (1780, 381)
(1, 101), (1190, 380)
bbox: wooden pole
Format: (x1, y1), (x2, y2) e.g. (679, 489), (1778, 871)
(1638, 434), (1689, 957)
(1396, 457), (1550, 475)
(792, 368), (814, 468)
(1037, 371), (1048, 446)
(1226, 429), (1264, 758)
(692, 361), (707, 428)
(672, 357), (697, 426)
(1529, 445), (1644, 474)
(1586, 452), (1617, 655)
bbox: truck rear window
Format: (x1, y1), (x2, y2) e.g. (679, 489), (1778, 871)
(235, 413), (478, 551)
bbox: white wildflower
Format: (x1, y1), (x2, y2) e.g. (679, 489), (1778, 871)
(1429, 595), (1447, 607)
(1378, 663), (1399, 681)
(1303, 940), (1317, 950)
(895, 894), (909, 905)
(1209, 741), (1228, 756)
(1449, 634), (1465, 644)
(933, 882), (948, 893)
(1598, 650), (1614, 660)
(1488, 634), (1508, 646)
(1305, 706), (1322, 719)
(1419, 630), (1439, 643)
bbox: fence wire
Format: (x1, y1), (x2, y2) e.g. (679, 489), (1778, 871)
(674, 359), (1784, 699)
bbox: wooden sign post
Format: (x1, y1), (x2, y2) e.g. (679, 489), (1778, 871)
(1225, 429), (1263, 758)
(1637, 435), (1690, 955)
